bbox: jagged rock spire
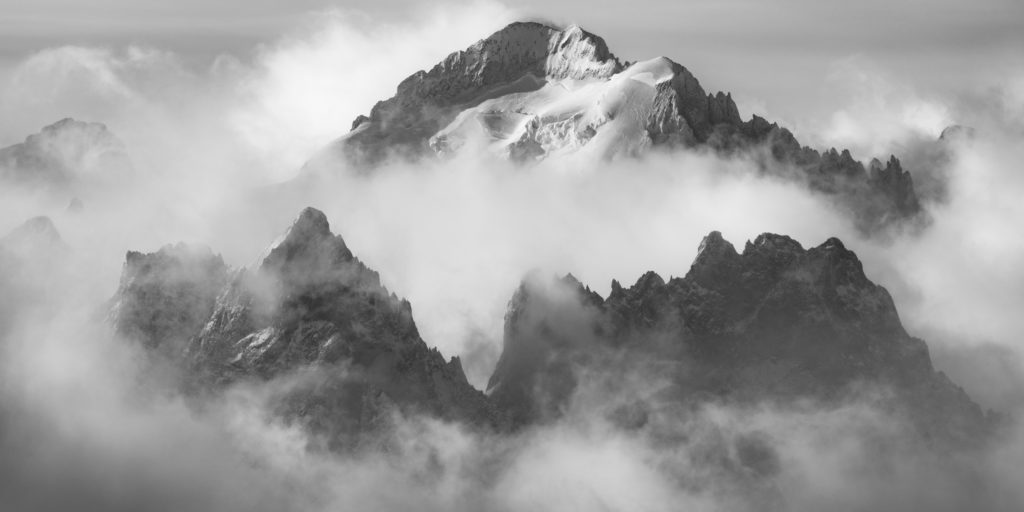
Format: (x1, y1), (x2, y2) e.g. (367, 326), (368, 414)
(687, 231), (741, 287)
(260, 207), (358, 290)
(487, 231), (987, 444)
(111, 207), (502, 446)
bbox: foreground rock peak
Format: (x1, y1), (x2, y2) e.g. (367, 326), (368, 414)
(489, 230), (987, 445)
(111, 207), (500, 446)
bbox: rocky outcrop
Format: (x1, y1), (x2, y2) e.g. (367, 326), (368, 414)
(867, 156), (920, 222)
(0, 118), (131, 189)
(487, 232), (988, 444)
(109, 244), (228, 352)
(643, 60), (744, 145)
(111, 208), (501, 447)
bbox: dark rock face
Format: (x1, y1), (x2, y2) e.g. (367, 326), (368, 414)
(487, 232), (988, 444)
(644, 60), (744, 146)
(109, 244), (228, 352)
(0, 118), (131, 189)
(485, 272), (606, 424)
(111, 207), (500, 447)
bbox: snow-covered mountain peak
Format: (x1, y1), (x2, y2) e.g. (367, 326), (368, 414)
(319, 21), (924, 234)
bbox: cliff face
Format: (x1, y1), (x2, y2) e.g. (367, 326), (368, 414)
(110, 207), (501, 448)
(487, 232), (987, 444)
(109, 243), (228, 352)
(755, 127), (923, 232)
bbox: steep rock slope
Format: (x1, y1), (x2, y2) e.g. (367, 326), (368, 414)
(487, 232), (987, 444)
(110, 207), (501, 447)
(326, 21), (920, 232)
(109, 243), (228, 352)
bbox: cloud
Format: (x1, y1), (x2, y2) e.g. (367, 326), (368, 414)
(292, 151), (854, 385)
(1, 1), (518, 182)
(809, 56), (953, 161)
(232, 1), (517, 174)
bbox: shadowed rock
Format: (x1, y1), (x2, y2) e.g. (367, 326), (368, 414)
(111, 207), (502, 448)
(488, 231), (989, 445)
(109, 243), (228, 351)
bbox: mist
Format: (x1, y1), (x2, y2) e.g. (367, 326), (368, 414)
(1, 2), (1024, 511)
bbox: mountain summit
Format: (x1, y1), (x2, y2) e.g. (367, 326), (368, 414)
(333, 21), (739, 164)
(339, 22), (622, 163)
(324, 21), (923, 233)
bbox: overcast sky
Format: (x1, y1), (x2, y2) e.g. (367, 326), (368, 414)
(1, 0), (1022, 131)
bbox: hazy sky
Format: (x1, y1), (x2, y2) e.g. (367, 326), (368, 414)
(2, 0), (1022, 125)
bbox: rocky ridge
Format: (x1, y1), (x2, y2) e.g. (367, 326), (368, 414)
(488, 231), (988, 444)
(111, 210), (989, 450)
(110, 207), (501, 448)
